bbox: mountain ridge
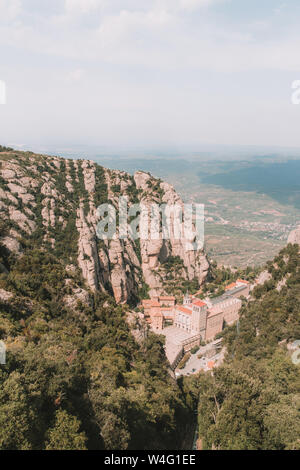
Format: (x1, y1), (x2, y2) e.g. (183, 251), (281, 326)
(0, 146), (198, 450)
(0, 148), (209, 305)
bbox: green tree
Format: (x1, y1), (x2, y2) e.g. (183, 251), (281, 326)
(0, 371), (37, 450)
(45, 410), (87, 450)
(263, 394), (300, 450)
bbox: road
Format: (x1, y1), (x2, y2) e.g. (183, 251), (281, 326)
(176, 340), (224, 377)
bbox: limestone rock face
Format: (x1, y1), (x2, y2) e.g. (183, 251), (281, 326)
(64, 285), (91, 309)
(256, 270), (272, 285)
(0, 236), (21, 254)
(134, 171), (209, 297)
(0, 151), (210, 304)
(0, 288), (13, 302)
(288, 226), (300, 246)
(76, 205), (103, 292)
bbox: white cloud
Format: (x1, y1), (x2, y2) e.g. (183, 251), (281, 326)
(0, 0), (21, 22)
(274, 3), (287, 15)
(179, 0), (220, 10)
(96, 8), (173, 47)
(65, 68), (85, 82)
(0, 1), (299, 74)
(1, 0), (300, 148)
(1, 1), (300, 74)
(157, 0), (225, 12)
(65, 0), (105, 15)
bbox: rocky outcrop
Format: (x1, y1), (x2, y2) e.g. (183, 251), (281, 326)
(0, 235), (21, 254)
(0, 150), (210, 304)
(134, 171), (209, 297)
(126, 311), (149, 344)
(0, 288), (13, 302)
(76, 204), (103, 292)
(256, 270), (272, 286)
(64, 283), (91, 310)
(288, 226), (300, 246)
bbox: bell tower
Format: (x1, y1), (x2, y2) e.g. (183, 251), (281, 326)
(191, 301), (208, 336)
(183, 291), (192, 306)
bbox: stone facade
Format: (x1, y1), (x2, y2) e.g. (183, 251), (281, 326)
(206, 295), (242, 327)
(142, 296), (176, 326)
(174, 305), (192, 331)
(159, 296), (176, 307)
(174, 295), (208, 336)
(151, 310), (164, 330)
(174, 294), (224, 341)
(143, 279), (250, 342)
(206, 308), (224, 341)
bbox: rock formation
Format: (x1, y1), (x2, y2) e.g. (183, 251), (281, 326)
(134, 171), (209, 297)
(288, 225), (300, 246)
(0, 149), (210, 304)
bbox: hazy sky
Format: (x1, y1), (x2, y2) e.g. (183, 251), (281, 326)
(1, 0), (300, 151)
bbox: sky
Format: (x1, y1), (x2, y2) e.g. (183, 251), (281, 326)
(1, 0), (300, 152)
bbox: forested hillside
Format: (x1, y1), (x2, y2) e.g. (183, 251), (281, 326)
(0, 238), (192, 450)
(0, 149), (195, 450)
(187, 243), (300, 450)
(1, 148), (299, 451)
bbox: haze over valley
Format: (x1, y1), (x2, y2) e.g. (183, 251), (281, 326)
(70, 152), (300, 268)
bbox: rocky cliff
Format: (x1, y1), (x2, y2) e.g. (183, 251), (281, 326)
(288, 225), (300, 246)
(0, 148), (209, 304)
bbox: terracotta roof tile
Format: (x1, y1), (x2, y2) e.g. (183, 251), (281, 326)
(192, 300), (207, 307)
(177, 306), (192, 315)
(142, 300), (154, 305)
(225, 282), (237, 290)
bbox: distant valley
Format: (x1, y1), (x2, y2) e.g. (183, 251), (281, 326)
(93, 156), (300, 267)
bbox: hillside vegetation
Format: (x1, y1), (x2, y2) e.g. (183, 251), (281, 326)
(187, 243), (300, 450)
(1, 149), (299, 450)
(0, 150), (196, 450)
(0, 239), (193, 450)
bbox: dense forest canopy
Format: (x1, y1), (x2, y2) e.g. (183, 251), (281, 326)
(0, 240), (192, 450)
(186, 244), (300, 450)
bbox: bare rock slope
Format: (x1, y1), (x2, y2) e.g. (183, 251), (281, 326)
(288, 225), (300, 246)
(0, 149), (209, 303)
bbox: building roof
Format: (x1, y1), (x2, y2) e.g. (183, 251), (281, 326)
(210, 293), (240, 305)
(207, 361), (215, 369)
(142, 300), (162, 310)
(142, 299), (154, 306)
(210, 294), (230, 305)
(153, 310), (163, 318)
(192, 299), (207, 307)
(207, 307), (223, 318)
(225, 282), (237, 291)
(159, 296), (175, 301)
(177, 306), (192, 315)
(225, 279), (249, 291)
(225, 285), (248, 296)
(151, 301), (161, 308)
